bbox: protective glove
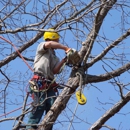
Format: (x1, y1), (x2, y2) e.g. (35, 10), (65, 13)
(66, 48), (80, 65)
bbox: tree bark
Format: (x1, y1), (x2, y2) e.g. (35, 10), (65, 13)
(37, 1), (117, 130)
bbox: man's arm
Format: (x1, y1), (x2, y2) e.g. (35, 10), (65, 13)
(44, 41), (70, 52)
(53, 57), (67, 74)
(44, 41), (70, 74)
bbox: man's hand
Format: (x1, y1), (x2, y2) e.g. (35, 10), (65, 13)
(66, 48), (80, 65)
(65, 48), (71, 53)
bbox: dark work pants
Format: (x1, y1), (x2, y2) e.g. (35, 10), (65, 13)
(26, 90), (56, 130)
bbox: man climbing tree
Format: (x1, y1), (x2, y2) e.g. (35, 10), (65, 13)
(26, 29), (80, 130)
(1, 1), (130, 130)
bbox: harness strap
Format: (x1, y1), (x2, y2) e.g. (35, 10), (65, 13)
(29, 75), (58, 92)
(31, 92), (39, 114)
(33, 75), (39, 79)
(29, 74), (59, 113)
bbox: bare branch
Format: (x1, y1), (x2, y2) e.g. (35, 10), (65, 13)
(89, 91), (130, 130)
(86, 61), (130, 83)
(87, 29), (130, 68)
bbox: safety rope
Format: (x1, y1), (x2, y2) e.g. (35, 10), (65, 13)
(75, 71), (87, 105)
(67, 69), (88, 130)
(67, 102), (79, 130)
(0, 36), (34, 72)
(76, 72), (83, 96)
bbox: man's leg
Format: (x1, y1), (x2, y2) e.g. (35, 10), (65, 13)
(45, 90), (56, 130)
(26, 92), (46, 130)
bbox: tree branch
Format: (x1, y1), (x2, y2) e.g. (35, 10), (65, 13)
(37, 1), (117, 130)
(87, 29), (130, 68)
(89, 91), (130, 130)
(86, 61), (130, 83)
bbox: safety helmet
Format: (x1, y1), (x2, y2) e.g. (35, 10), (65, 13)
(43, 28), (60, 40)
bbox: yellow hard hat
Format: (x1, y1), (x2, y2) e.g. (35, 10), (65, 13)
(43, 28), (60, 40)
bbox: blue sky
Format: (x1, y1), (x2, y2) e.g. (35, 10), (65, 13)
(0, 1), (130, 130)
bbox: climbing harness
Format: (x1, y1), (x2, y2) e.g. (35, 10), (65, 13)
(29, 72), (77, 114)
(75, 72), (87, 105)
(29, 74), (58, 93)
(28, 73), (59, 112)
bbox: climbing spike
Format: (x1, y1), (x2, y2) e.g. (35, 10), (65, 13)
(76, 91), (87, 105)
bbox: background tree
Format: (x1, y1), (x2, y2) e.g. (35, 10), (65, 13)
(0, 0), (130, 130)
